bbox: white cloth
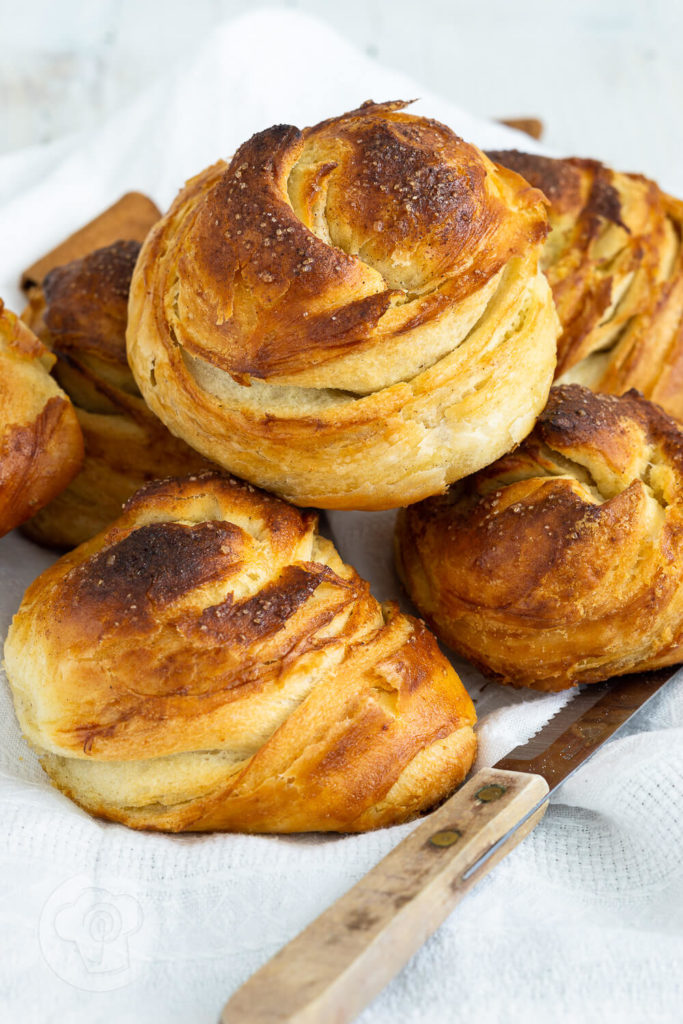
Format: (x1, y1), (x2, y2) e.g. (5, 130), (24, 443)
(0, 9), (682, 1023)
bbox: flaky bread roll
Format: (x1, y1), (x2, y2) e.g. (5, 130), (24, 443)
(127, 101), (558, 510)
(21, 241), (211, 547)
(5, 472), (476, 832)
(489, 150), (683, 421)
(396, 385), (683, 691)
(0, 300), (83, 537)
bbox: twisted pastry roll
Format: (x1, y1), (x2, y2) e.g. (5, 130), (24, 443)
(0, 300), (83, 537)
(396, 385), (683, 691)
(127, 101), (558, 510)
(489, 150), (683, 421)
(5, 472), (477, 832)
(22, 241), (210, 547)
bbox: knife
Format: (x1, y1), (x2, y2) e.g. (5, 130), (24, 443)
(221, 665), (679, 1024)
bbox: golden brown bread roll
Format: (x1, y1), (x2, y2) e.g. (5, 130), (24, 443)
(488, 150), (683, 421)
(5, 472), (477, 832)
(0, 299), (83, 537)
(21, 241), (211, 547)
(396, 384), (683, 691)
(127, 100), (559, 510)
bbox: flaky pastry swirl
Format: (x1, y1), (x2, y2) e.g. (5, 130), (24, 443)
(5, 472), (476, 832)
(489, 150), (683, 422)
(127, 101), (558, 509)
(396, 385), (683, 691)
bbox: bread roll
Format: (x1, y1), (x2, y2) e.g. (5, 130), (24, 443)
(5, 472), (476, 832)
(489, 150), (683, 421)
(21, 241), (211, 547)
(396, 385), (683, 691)
(0, 300), (83, 537)
(127, 100), (558, 510)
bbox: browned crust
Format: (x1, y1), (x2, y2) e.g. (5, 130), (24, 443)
(396, 384), (683, 691)
(489, 149), (683, 422)
(6, 472), (476, 832)
(124, 103), (558, 510)
(141, 101), (549, 382)
(64, 520), (247, 624)
(20, 242), (212, 548)
(42, 240), (140, 367)
(0, 301), (83, 536)
(0, 395), (83, 535)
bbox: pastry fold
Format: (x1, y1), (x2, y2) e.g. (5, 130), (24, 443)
(489, 150), (683, 422)
(5, 472), (476, 832)
(0, 300), (83, 537)
(22, 241), (210, 547)
(396, 385), (683, 691)
(127, 100), (558, 509)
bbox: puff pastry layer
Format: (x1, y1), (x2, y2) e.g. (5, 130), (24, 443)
(396, 385), (683, 691)
(22, 241), (210, 547)
(489, 150), (683, 422)
(127, 101), (558, 509)
(0, 300), (83, 537)
(5, 472), (476, 832)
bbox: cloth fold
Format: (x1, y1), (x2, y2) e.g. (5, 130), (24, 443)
(1, 9), (681, 1022)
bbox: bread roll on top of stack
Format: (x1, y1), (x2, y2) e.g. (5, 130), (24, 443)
(127, 100), (559, 510)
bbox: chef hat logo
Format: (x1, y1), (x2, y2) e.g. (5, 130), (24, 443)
(54, 887), (142, 975)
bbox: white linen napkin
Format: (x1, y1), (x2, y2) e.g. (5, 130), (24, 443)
(1, 9), (681, 1023)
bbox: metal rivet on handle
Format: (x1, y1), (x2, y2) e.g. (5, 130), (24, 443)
(428, 829), (462, 848)
(475, 784), (506, 803)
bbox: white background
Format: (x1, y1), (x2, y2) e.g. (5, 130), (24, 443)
(2, 0), (683, 192)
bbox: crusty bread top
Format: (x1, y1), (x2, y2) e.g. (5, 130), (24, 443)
(138, 100), (549, 392)
(124, 102), (557, 510)
(396, 385), (683, 690)
(0, 300), (83, 536)
(489, 149), (683, 421)
(24, 240), (147, 412)
(20, 241), (211, 548)
(6, 471), (477, 832)
(42, 239), (140, 372)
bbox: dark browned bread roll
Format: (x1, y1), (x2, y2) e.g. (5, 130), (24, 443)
(396, 385), (683, 691)
(21, 241), (210, 547)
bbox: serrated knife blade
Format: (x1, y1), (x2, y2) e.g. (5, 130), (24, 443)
(497, 665), (679, 783)
(221, 664), (682, 1024)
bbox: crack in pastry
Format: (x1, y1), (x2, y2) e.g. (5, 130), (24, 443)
(488, 150), (683, 422)
(5, 472), (477, 832)
(127, 100), (559, 509)
(395, 384), (683, 691)
(0, 300), (83, 537)
(21, 240), (212, 547)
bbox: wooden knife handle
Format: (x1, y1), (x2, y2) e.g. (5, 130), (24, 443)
(221, 767), (549, 1024)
